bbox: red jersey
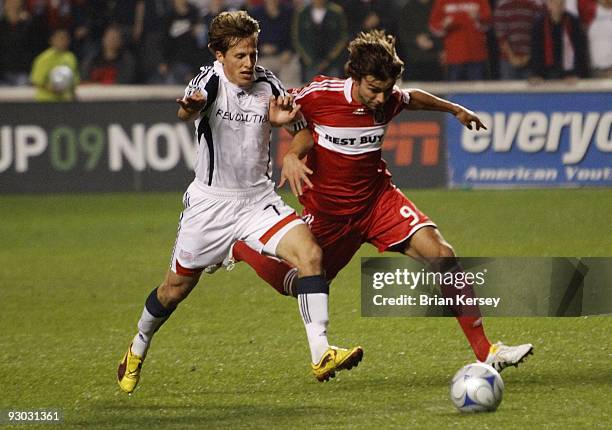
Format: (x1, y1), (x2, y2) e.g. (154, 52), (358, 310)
(291, 76), (410, 217)
(429, 0), (492, 64)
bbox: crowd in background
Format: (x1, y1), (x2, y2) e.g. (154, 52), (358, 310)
(0, 0), (610, 99)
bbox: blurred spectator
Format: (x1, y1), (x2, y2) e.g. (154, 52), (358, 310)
(0, 0), (36, 86)
(397, 0), (443, 81)
(338, 0), (398, 38)
(565, 0), (580, 14)
(155, 0), (203, 85)
(203, 0), (229, 23)
(110, 0), (146, 48)
(188, 0), (214, 16)
(30, 28), (79, 101)
(26, 0), (73, 30)
(530, 0), (589, 80)
(81, 24), (136, 84)
(494, 0), (543, 79)
(112, 0), (171, 83)
(579, 0), (612, 78)
(190, 0), (246, 13)
(247, 0), (264, 8)
(69, 0), (96, 61)
(251, 0), (300, 87)
(189, 0), (210, 16)
(225, 0), (247, 9)
(292, 0), (349, 82)
(429, 0), (492, 80)
(196, 0), (229, 67)
(75, 0), (116, 44)
(25, 0), (74, 52)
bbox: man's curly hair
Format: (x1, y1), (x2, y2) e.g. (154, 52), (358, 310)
(345, 30), (404, 82)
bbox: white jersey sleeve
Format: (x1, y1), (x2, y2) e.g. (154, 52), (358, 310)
(256, 67), (307, 134)
(184, 66), (219, 116)
(398, 86), (412, 107)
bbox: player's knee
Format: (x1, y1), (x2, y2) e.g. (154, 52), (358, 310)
(294, 240), (323, 273)
(438, 242), (455, 259)
(426, 242), (456, 272)
(158, 276), (194, 307)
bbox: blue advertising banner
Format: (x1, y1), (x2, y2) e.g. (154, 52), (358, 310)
(447, 93), (612, 187)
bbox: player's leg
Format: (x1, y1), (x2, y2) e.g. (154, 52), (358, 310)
(232, 209), (361, 297)
(401, 226), (493, 362)
(274, 224), (330, 361)
(118, 269), (201, 394)
(118, 182), (235, 393)
(363, 186), (501, 364)
(402, 228), (533, 370)
(131, 269), (201, 358)
(240, 194), (362, 381)
(231, 241), (298, 296)
(274, 223), (363, 381)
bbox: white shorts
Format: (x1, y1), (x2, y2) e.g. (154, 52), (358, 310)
(170, 180), (303, 276)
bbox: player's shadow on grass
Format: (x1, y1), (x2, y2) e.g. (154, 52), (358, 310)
(349, 372), (448, 390)
(86, 402), (339, 428)
(502, 367), (612, 387)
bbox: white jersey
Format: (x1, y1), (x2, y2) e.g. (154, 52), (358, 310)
(184, 61), (306, 189)
(588, 4), (612, 70)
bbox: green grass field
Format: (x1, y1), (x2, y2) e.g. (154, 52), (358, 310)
(1, 189), (611, 429)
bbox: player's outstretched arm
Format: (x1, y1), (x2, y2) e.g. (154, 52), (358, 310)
(176, 91), (207, 122)
(279, 128), (314, 196)
(406, 89), (487, 131)
(269, 95), (302, 127)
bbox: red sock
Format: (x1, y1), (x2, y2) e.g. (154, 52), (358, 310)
(440, 269), (492, 362)
(456, 316), (491, 362)
(232, 241), (295, 295)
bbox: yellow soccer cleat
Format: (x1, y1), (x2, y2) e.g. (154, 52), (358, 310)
(311, 345), (363, 382)
(117, 344), (144, 394)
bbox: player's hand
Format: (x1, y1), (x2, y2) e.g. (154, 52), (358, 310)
(269, 95), (302, 127)
(443, 16), (454, 29)
(176, 91), (207, 114)
(455, 108), (486, 131)
(416, 33), (434, 50)
(279, 153), (313, 196)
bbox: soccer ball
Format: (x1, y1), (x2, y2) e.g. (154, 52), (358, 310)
(49, 65), (74, 92)
(450, 362), (504, 412)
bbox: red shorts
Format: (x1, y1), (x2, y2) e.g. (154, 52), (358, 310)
(302, 184), (436, 280)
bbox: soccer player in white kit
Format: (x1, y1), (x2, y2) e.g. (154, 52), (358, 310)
(117, 11), (362, 394)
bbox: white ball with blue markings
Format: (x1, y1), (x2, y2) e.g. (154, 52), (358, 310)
(450, 362), (504, 412)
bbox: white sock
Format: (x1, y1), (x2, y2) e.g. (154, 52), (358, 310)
(284, 268), (298, 296)
(131, 306), (167, 358)
(298, 293), (330, 363)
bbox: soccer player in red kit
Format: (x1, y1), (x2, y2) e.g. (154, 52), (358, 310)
(228, 30), (533, 373)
